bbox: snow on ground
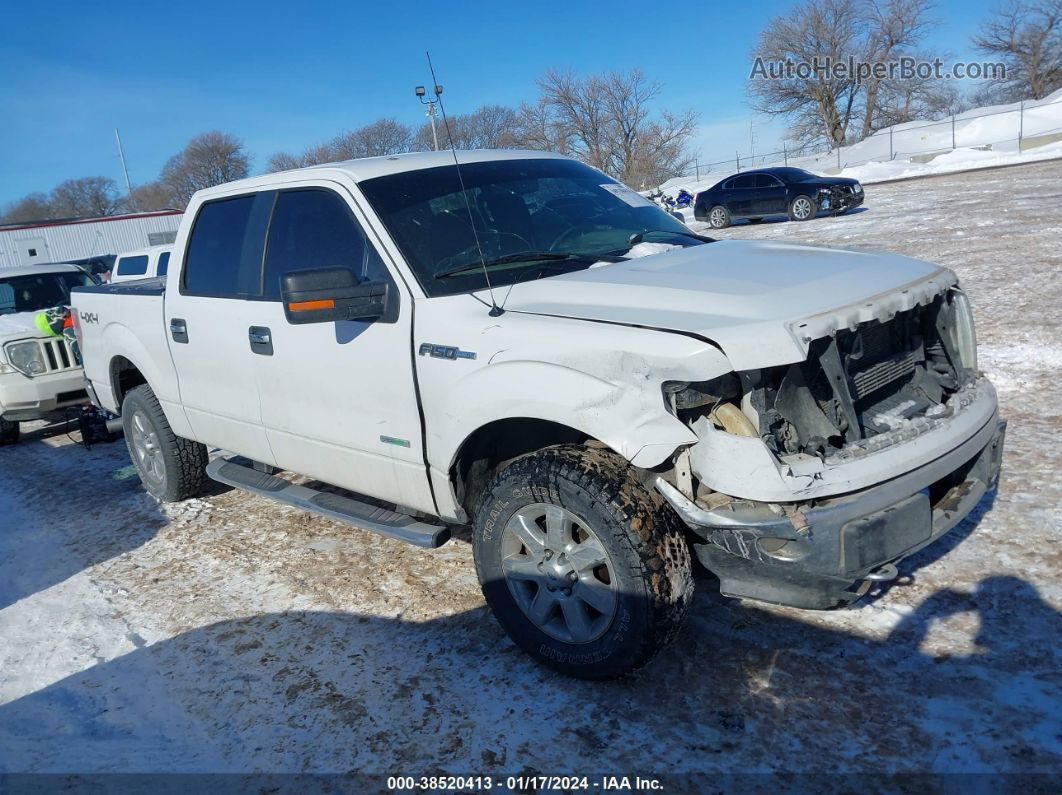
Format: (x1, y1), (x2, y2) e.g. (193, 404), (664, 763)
(1, 161), (1060, 781)
(661, 89), (1062, 193)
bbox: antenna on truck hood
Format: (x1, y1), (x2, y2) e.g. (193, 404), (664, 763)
(425, 51), (503, 317)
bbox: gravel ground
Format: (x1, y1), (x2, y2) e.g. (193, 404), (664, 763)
(1, 161), (1060, 785)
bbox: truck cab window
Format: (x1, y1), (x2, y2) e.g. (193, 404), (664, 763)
(182, 195), (257, 298)
(115, 255), (149, 276)
(262, 188), (388, 301)
(157, 251), (170, 276)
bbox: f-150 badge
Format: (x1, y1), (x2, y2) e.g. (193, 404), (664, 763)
(418, 343), (476, 361)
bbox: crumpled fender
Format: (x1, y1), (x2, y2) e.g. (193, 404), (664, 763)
(415, 298), (733, 477)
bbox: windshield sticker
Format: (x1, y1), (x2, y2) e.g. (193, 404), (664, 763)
(599, 183), (655, 208)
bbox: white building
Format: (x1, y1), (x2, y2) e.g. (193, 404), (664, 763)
(0, 211), (183, 270)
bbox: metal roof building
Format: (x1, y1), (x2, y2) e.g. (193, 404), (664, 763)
(0, 210), (183, 270)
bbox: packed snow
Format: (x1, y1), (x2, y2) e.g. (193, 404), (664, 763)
(661, 88), (1062, 194)
(0, 161), (1060, 781)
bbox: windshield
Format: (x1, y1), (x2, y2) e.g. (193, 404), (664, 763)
(0, 271), (94, 316)
(773, 167), (819, 182)
(358, 158), (699, 297)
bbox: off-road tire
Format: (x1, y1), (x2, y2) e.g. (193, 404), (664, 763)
(473, 445), (693, 679)
(707, 205), (731, 229)
(0, 417), (19, 446)
(122, 384), (208, 502)
(789, 194), (816, 221)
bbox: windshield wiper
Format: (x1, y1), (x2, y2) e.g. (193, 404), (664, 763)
(434, 251), (625, 280)
(626, 229), (715, 247)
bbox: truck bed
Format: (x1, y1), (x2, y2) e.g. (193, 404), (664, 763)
(71, 278), (178, 417)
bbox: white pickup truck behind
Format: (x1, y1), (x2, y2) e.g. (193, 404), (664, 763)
(72, 150), (1005, 678)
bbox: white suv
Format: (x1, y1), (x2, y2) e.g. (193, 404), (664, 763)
(0, 263), (95, 444)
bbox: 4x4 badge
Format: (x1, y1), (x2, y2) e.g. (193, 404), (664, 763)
(418, 343), (476, 361)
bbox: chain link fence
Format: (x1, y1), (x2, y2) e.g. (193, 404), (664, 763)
(680, 97), (1062, 182)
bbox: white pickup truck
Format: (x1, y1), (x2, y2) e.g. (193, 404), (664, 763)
(71, 150), (1005, 678)
(1, 263), (95, 444)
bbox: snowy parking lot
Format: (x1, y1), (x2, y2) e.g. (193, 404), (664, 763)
(1, 160), (1060, 782)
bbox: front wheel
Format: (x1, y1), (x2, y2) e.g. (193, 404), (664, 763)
(473, 445), (693, 679)
(0, 417), (19, 446)
(789, 194), (816, 221)
(122, 384), (208, 502)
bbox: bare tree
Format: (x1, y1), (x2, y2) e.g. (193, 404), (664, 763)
(512, 99), (572, 155)
(524, 69), (697, 186)
(749, 0), (865, 146)
(124, 181), (179, 212)
(0, 193), (53, 224)
(330, 118), (415, 159)
(860, 0), (935, 137)
(266, 118), (415, 172)
(49, 177), (123, 218)
(974, 0), (1062, 100)
(413, 104), (521, 151)
(161, 131), (250, 206)
(265, 152), (304, 173)
(750, 0), (936, 147)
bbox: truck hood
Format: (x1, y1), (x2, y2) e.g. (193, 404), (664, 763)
(496, 240), (956, 369)
(0, 312), (43, 344)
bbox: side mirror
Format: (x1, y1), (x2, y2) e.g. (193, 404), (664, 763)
(281, 268), (389, 325)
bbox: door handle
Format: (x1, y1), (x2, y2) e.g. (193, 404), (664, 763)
(170, 318), (188, 344)
(248, 326), (273, 356)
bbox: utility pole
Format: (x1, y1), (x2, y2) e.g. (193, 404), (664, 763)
(416, 85), (443, 151)
(114, 128), (134, 209)
(951, 114), (956, 150)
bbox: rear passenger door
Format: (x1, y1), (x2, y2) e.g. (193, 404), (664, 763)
(165, 192), (278, 465)
(727, 174), (756, 216)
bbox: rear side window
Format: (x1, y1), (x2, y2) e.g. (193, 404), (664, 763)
(157, 251), (171, 276)
(732, 175), (755, 189)
(115, 255), (149, 276)
(261, 188), (388, 301)
(182, 195), (257, 297)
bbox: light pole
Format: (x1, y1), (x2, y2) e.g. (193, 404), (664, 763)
(416, 84), (443, 151)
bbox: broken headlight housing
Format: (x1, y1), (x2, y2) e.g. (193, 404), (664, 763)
(662, 373), (741, 412)
(4, 340), (46, 377)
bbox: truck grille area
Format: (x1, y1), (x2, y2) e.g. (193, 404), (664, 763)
(751, 289), (975, 457)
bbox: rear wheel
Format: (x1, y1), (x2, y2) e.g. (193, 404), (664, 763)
(789, 195), (816, 221)
(122, 384), (208, 502)
(473, 445), (693, 679)
(708, 205), (731, 229)
(0, 417), (19, 446)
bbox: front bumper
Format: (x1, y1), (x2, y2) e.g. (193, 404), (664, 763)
(0, 369), (89, 421)
(820, 188), (864, 213)
(656, 416), (1006, 609)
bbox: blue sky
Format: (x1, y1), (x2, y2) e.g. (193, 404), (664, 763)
(0, 0), (998, 205)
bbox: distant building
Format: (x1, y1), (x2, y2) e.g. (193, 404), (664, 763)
(0, 211), (183, 270)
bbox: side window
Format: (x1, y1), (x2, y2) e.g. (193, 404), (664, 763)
(115, 255), (149, 276)
(156, 251), (171, 276)
(182, 195), (256, 298)
(262, 188), (390, 301)
(732, 175), (755, 189)
(755, 174), (782, 188)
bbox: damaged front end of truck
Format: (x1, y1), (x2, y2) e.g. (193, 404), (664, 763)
(654, 283), (1006, 609)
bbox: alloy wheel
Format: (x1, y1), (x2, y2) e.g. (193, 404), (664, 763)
(500, 503), (618, 644)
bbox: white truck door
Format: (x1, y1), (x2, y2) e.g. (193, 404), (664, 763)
(164, 192), (277, 465)
(246, 185), (435, 515)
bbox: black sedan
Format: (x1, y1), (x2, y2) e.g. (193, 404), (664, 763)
(693, 167), (864, 229)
